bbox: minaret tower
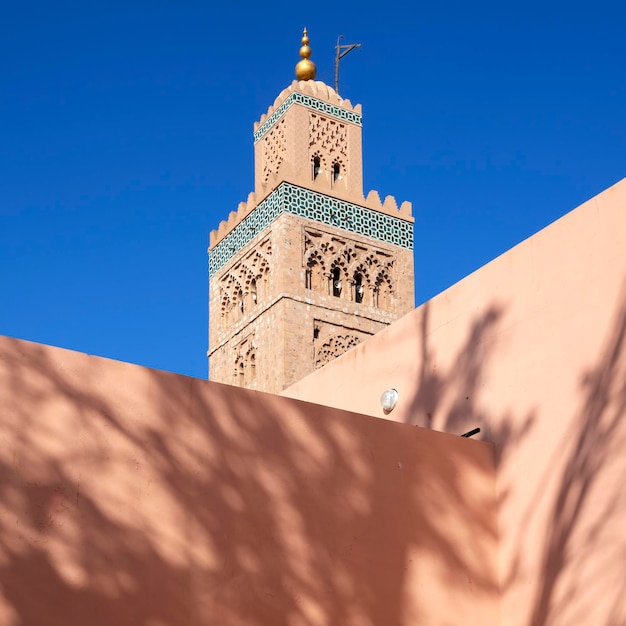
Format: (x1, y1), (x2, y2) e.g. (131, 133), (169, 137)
(208, 30), (414, 393)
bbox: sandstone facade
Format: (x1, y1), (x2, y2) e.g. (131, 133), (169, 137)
(208, 80), (414, 392)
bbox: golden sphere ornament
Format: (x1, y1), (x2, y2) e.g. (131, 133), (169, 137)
(295, 28), (317, 81)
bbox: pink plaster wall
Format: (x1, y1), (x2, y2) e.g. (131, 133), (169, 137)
(282, 178), (626, 625)
(0, 336), (498, 626)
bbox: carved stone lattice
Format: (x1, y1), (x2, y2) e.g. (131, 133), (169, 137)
(219, 239), (271, 327)
(303, 229), (395, 308)
(315, 333), (362, 369)
(233, 337), (256, 387)
(261, 119), (286, 184)
(309, 114), (348, 162)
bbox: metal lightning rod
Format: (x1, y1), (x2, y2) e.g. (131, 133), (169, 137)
(334, 35), (361, 94)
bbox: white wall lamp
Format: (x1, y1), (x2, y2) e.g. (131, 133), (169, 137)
(380, 388), (399, 414)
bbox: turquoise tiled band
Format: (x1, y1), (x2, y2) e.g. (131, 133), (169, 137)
(254, 92), (362, 144)
(209, 183), (413, 275)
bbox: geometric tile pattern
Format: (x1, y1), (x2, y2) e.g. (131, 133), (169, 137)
(254, 92), (362, 144)
(209, 182), (413, 275)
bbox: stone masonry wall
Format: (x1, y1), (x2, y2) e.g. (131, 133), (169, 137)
(209, 212), (414, 393)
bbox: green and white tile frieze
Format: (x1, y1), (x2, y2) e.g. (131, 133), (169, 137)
(209, 183), (413, 275)
(254, 92), (362, 144)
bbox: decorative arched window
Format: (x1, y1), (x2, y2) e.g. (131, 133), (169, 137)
(354, 272), (364, 303)
(332, 266), (342, 297)
(312, 156), (321, 180)
(229, 286), (244, 320)
(238, 360), (245, 386)
(375, 272), (393, 309)
(249, 352), (256, 382)
(332, 162), (341, 183)
(306, 255), (324, 291)
(315, 333), (363, 369)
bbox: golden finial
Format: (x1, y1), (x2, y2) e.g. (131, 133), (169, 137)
(295, 28), (317, 81)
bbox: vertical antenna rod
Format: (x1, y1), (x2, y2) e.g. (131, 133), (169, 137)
(334, 35), (361, 94)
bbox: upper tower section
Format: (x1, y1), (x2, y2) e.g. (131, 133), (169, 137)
(253, 30), (364, 202)
(208, 30), (414, 392)
(209, 29), (413, 257)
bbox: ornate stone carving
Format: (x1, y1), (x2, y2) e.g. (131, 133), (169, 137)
(261, 118), (286, 184)
(233, 336), (257, 387)
(309, 113), (348, 162)
(219, 239), (271, 327)
(315, 333), (362, 369)
(303, 228), (395, 308)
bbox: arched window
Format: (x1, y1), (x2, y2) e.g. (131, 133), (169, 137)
(250, 279), (257, 305)
(312, 156), (321, 180)
(354, 272), (364, 303)
(306, 256), (324, 291)
(332, 267), (342, 297)
(375, 273), (393, 309)
(249, 352), (256, 382)
(332, 162), (341, 183)
(231, 286), (244, 320)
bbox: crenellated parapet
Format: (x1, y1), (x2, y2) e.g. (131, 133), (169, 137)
(209, 182), (413, 275)
(210, 75), (413, 269)
(209, 182), (412, 250)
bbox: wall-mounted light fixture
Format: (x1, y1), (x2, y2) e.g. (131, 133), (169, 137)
(380, 388), (398, 414)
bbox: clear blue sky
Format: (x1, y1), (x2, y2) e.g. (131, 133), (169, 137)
(2, 1), (624, 379)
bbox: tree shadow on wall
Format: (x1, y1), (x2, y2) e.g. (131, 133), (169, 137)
(406, 289), (626, 625)
(408, 299), (536, 448)
(0, 319), (504, 626)
(524, 288), (626, 626)
(403, 300), (540, 603)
